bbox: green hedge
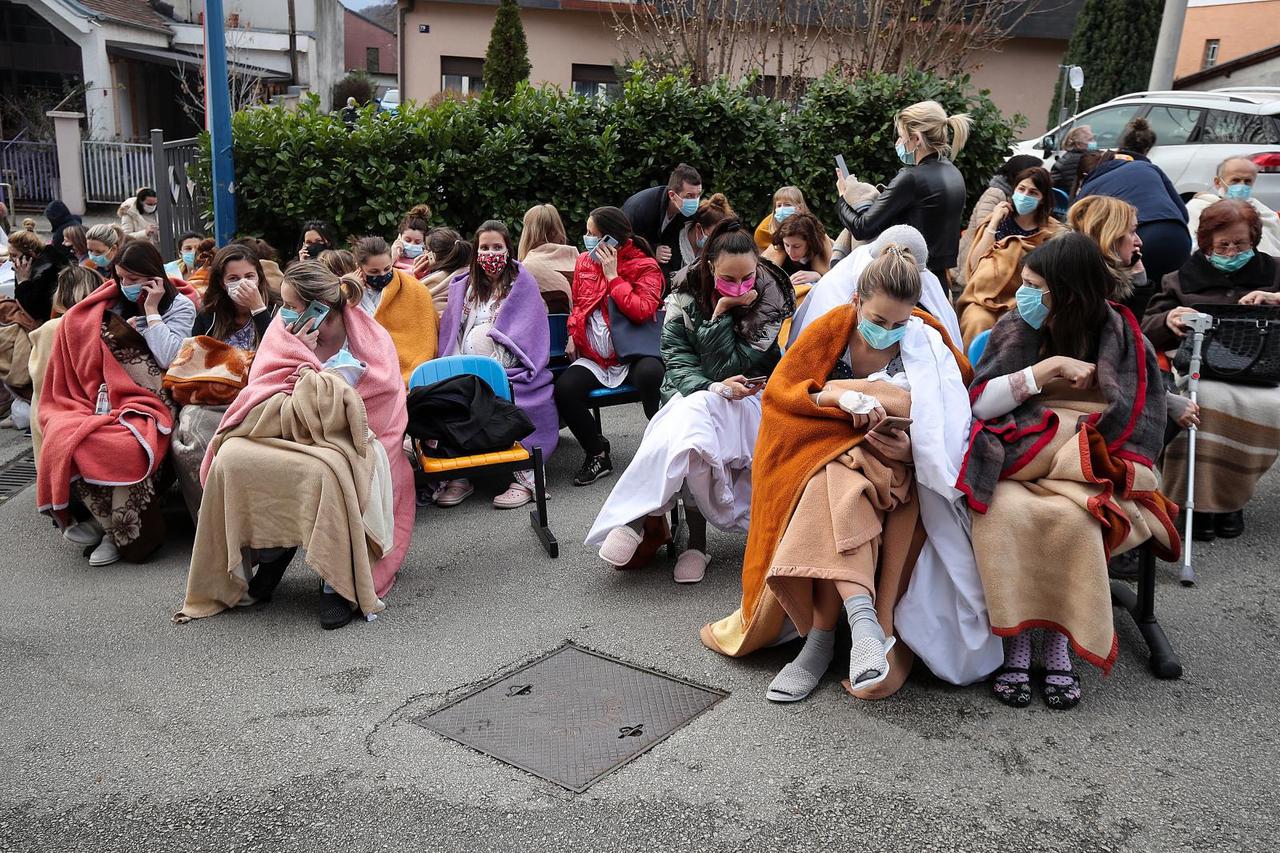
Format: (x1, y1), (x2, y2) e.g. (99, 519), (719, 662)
(205, 67), (1024, 253)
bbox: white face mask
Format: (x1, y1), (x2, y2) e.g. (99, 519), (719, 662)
(142, 203), (157, 214)
(226, 275), (257, 298)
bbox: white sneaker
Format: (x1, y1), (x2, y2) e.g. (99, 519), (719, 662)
(63, 521), (103, 547)
(88, 539), (121, 567)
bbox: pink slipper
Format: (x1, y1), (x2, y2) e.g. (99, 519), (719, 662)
(434, 479), (474, 508)
(599, 526), (642, 567)
(673, 549), (710, 584)
(493, 483), (532, 509)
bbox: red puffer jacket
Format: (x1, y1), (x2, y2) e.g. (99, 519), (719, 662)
(567, 240), (664, 368)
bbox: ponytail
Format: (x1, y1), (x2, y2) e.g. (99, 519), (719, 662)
(338, 273), (365, 306)
(947, 115), (971, 158)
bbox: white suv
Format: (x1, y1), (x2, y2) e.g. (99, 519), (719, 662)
(1012, 88), (1280, 210)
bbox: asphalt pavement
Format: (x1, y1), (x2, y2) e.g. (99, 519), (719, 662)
(0, 408), (1276, 852)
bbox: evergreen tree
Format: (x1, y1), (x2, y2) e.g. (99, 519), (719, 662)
(483, 0), (531, 101)
(1045, 0), (1164, 132)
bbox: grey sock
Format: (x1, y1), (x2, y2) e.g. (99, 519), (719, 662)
(845, 594), (889, 687)
(766, 627), (835, 701)
(844, 594), (884, 645)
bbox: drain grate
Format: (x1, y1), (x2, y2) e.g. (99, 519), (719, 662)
(413, 642), (727, 792)
(0, 449), (36, 505)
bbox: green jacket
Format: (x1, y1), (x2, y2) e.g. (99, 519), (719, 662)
(660, 259), (796, 402)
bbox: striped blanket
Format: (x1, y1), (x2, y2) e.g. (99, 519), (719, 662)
(1163, 379), (1280, 514)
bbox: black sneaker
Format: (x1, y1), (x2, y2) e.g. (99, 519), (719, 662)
(573, 448), (613, 486)
(318, 591), (358, 630)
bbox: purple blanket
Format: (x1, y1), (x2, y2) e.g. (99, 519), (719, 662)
(438, 263), (558, 459)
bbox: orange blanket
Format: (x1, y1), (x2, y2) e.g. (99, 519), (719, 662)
(701, 305), (970, 658)
(375, 269), (439, 382)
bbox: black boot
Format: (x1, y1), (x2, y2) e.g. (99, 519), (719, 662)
(246, 548), (295, 603)
(1191, 512), (1216, 543)
(1215, 510), (1245, 539)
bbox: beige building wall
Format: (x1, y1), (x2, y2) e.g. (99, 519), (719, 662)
(1174, 0), (1280, 80)
(400, 1), (1067, 124)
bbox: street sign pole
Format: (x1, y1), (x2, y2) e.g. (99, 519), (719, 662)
(204, 0), (236, 244)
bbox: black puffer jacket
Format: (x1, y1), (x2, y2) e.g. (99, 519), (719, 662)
(837, 154), (966, 274)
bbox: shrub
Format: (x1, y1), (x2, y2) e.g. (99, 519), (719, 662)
(333, 71), (377, 107)
(205, 66), (1024, 253)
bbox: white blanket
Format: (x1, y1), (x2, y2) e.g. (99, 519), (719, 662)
(786, 244), (963, 351)
(586, 390), (763, 546)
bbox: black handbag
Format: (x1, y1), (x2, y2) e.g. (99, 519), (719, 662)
(1173, 303), (1280, 386)
(606, 298), (664, 362)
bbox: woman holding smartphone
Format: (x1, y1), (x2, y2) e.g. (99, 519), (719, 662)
(586, 218), (795, 584)
(555, 206), (666, 487)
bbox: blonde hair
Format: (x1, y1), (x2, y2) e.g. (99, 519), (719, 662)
(1067, 196), (1137, 267)
(86, 223), (125, 249)
(21, 217), (36, 233)
(518, 204), (568, 260)
(319, 248), (358, 277)
(896, 100), (970, 160)
(858, 243), (921, 303)
(772, 186), (806, 210)
(7, 230), (43, 259)
(1063, 124), (1093, 151)
(53, 265), (103, 315)
(282, 260), (363, 308)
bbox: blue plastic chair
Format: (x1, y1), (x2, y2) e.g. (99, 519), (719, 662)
(407, 355), (556, 557)
(547, 313), (569, 364)
(1052, 187), (1070, 220)
(967, 329), (991, 366)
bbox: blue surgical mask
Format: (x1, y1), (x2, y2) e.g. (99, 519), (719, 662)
(120, 282), (144, 302)
(89, 252), (109, 268)
(1015, 284), (1050, 330)
(1011, 192), (1039, 216)
(279, 307), (301, 326)
(1086, 140), (1099, 151)
(774, 205), (796, 223)
(583, 235), (601, 252)
(695, 232), (707, 248)
(402, 242), (424, 258)
(679, 197), (700, 217)
(1225, 183), (1253, 201)
(895, 142), (915, 166)
(1210, 249), (1255, 273)
(181, 250), (196, 269)
(857, 316), (906, 350)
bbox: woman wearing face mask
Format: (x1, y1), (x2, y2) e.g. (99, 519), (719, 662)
(165, 232), (206, 280)
(836, 100), (970, 283)
(176, 262), (414, 631)
(295, 221), (337, 264)
(754, 186), (815, 253)
(417, 228), (473, 314)
(1050, 125), (1097, 194)
(391, 205), (433, 274)
(436, 220), (557, 510)
(84, 224), (125, 279)
(556, 206), (665, 488)
(677, 193), (735, 269)
(587, 218), (795, 583)
(62, 224), (89, 265)
(955, 155), (1044, 293)
(704, 244), (1001, 699)
(118, 187), (160, 242)
(352, 235), (438, 383)
(957, 166), (1062, 346)
(1144, 199), (1280, 543)
(517, 203), (579, 314)
(37, 240), (196, 568)
(963, 233), (1178, 710)
(169, 245), (278, 519)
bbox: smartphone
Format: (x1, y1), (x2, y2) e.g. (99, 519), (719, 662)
(589, 234), (620, 264)
(870, 415), (912, 435)
(835, 154), (850, 180)
(291, 299), (331, 333)
(744, 375), (768, 389)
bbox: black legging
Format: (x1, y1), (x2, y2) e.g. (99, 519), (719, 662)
(554, 357), (664, 456)
(1131, 219), (1192, 318)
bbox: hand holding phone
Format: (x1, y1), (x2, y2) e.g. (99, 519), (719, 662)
(291, 300), (331, 334)
(743, 375), (768, 391)
(835, 154), (850, 179)
(589, 234), (620, 264)
(870, 415), (912, 435)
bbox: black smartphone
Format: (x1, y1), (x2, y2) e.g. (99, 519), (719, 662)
(291, 299), (331, 333)
(744, 375), (768, 389)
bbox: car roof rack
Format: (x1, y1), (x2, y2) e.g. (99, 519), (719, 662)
(1107, 89), (1280, 106)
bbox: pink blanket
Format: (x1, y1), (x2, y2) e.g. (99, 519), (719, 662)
(202, 304), (413, 596)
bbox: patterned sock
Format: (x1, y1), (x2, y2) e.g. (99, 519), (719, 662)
(1042, 631), (1077, 688)
(998, 632), (1032, 684)
(766, 627), (835, 700)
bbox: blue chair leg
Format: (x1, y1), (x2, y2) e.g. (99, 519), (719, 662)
(527, 446), (558, 559)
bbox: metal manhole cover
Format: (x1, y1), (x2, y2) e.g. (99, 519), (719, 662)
(0, 450), (35, 505)
(413, 642), (727, 792)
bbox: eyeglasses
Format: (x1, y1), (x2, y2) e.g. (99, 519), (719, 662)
(1212, 239), (1253, 254)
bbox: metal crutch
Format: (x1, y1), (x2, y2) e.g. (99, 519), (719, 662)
(1180, 312), (1215, 587)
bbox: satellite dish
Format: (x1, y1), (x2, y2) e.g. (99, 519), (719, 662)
(1069, 66), (1085, 91)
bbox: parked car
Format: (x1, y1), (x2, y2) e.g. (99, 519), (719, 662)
(1012, 88), (1280, 210)
(379, 88), (400, 114)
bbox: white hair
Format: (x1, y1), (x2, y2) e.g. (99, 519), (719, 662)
(870, 225), (929, 271)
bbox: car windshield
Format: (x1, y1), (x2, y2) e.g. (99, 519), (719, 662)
(383, 90), (400, 105)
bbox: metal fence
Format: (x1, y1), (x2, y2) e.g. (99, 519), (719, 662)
(83, 140), (154, 205)
(0, 140), (59, 207)
(151, 132), (208, 259)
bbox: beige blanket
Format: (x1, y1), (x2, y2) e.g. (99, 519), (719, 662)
(972, 401), (1179, 673)
(175, 368), (391, 622)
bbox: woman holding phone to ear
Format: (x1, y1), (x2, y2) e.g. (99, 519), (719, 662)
(586, 218), (795, 584)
